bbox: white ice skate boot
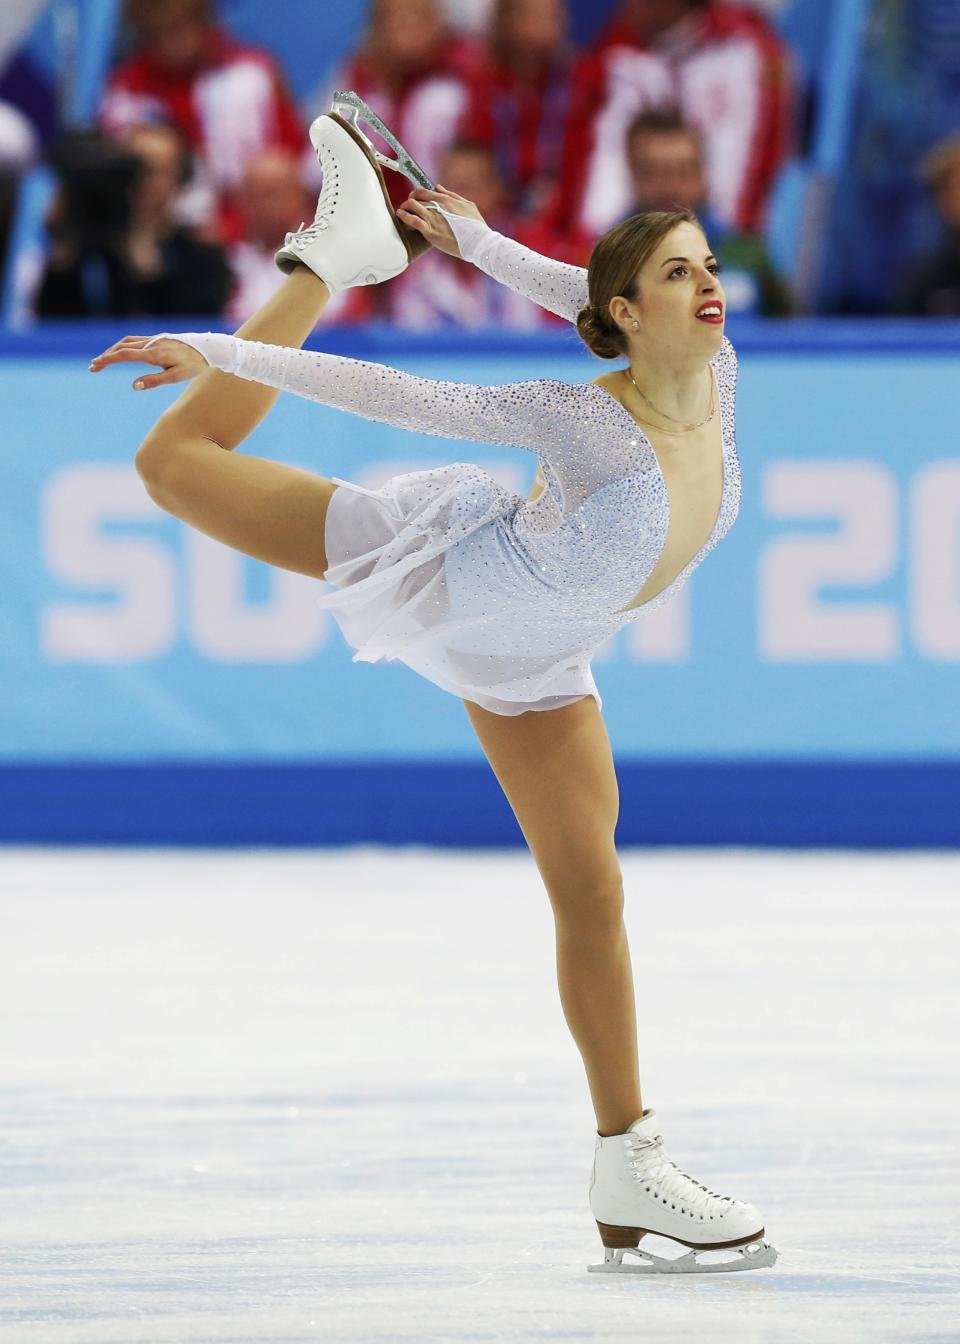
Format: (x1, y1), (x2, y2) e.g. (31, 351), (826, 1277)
(587, 1109), (778, 1274)
(275, 89), (434, 292)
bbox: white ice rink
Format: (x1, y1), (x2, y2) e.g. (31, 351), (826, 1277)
(1, 845), (957, 1343)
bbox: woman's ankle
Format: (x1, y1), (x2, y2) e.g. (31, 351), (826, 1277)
(232, 268), (330, 344)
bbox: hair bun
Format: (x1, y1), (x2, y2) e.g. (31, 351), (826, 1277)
(576, 303), (624, 360)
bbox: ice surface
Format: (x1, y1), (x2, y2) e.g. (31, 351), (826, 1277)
(1, 846), (957, 1342)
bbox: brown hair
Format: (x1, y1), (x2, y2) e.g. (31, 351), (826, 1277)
(123, 0), (212, 26)
(575, 208), (702, 359)
(626, 108), (699, 145)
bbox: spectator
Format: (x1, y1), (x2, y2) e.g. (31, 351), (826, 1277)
(458, 0), (576, 218)
(894, 133), (960, 316)
(100, 0), (308, 246)
(225, 148), (372, 328)
(307, 0), (480, 215)
(35, 123), (231, 318)
(620, 109), (791, 314)
(543, 0), (795, 241)
(384, 139), (550, 328)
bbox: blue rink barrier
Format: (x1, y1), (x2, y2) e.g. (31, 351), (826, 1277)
(2, 318), (959, 846)
(0, 759), (957, 848)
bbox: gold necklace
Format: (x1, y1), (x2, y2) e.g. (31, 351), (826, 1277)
(623, 367), (715, 434)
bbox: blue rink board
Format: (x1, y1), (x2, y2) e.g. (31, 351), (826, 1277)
(0, 759), (957, 848)
(2, 320), (959, 844)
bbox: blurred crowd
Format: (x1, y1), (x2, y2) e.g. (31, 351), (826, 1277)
(0, 0), (958, 328)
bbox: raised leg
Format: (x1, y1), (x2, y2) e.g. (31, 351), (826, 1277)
(133, 268), (345, 580)
(463, 695), (644, 1138)
(151, 267), (331, 451)
(133, 93), (428, 570)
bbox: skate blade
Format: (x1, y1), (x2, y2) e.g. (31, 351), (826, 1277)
(588, 1238), (778, 1275)
(331, 89), (435, 191)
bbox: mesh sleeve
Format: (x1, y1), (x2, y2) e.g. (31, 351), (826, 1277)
(145, 331), (564, 453)
(440, 211), (589, 324)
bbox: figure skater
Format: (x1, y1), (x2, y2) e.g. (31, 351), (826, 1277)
(89, 92), (776, 1276)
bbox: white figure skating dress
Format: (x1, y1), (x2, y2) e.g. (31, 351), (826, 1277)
(154, 210), (741, 715)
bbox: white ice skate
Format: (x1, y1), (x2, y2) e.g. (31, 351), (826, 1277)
(275, 89), (434, 292)
(587, 1109), (778, 1275)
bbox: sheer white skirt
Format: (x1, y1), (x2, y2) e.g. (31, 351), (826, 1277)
(319, 465), (603, 717)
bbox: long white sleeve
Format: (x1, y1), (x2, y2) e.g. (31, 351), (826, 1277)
(439, 209), (589, 324)
(146, 331), (568, 453)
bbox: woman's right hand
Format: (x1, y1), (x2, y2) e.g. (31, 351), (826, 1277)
(88, 334), (209, 391)
(396, 186), (487, 258)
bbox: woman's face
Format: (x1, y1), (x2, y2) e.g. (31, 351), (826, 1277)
(616, 220), (725, 354)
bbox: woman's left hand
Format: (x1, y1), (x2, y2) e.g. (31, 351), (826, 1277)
(88, 335), (208, 390)
(397, 186), (486, 258)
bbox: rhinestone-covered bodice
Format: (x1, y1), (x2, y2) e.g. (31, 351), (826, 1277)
(147, 212), (741, 637)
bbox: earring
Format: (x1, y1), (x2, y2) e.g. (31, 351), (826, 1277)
(632, 320), (639, 330)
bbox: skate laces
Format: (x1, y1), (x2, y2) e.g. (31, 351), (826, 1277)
(287, 133), (341, 250)
(625, 1134), (735, 1222)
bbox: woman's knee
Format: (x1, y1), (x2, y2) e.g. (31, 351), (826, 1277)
(543, 860), (625, 928)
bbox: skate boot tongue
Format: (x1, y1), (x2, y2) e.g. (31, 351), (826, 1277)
(626, 1109), (662, 1143)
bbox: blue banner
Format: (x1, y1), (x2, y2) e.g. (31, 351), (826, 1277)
(3, 321), (958, 763)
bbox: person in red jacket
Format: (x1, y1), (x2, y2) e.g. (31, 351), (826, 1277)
(543, 0), (795, 241)
(100, 0), (309, 246)
(306, 0), (481, 216)
(458, 0), (577, 219)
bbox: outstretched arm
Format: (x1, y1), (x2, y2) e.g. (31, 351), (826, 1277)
(399, 188), (589, 324)
(132, 331), (564, 454)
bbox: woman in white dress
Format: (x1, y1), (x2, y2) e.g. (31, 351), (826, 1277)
(89, 97), (776, 1274)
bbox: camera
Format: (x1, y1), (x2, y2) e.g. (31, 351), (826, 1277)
(47, 128), (143, 250)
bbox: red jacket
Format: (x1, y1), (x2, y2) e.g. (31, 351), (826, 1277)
(100, 26), (308, 244)
(331, 36), (480, 213)
(543, 2), (795, 239)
